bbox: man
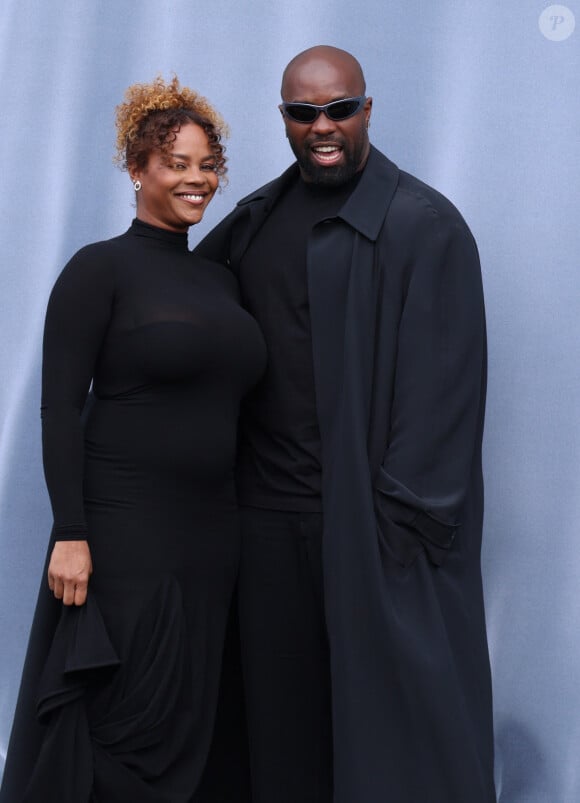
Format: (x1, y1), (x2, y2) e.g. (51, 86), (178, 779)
(196, 45), (496, 803)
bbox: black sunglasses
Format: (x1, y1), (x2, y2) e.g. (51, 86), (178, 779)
(279, 96), (366, 124)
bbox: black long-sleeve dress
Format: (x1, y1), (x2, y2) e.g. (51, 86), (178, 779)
(0, 219), (266, 802)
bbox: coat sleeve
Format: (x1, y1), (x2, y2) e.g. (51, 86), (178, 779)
(373, 207), (486, 567)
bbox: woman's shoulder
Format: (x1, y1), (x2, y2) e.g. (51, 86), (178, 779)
(50, 230), (131, 301)
(66, 228), (132, 265)
(61, 227), (137, 274)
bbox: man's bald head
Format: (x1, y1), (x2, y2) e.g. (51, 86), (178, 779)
(281, 45), (366, 99)
(279, 46), (372, 185)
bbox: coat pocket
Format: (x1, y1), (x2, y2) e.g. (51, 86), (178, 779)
(373, 470), (459, 568)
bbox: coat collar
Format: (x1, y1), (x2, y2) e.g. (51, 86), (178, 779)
(235, 145), (400, 242)
(338, 146), (399, 240)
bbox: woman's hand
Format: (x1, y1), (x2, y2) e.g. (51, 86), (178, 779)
(47, 539), (93, 606)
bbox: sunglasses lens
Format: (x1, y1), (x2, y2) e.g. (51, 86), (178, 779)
(282, 97), (365, 123)
(285, 104), (318, 123)
(327, 98), (362, 120)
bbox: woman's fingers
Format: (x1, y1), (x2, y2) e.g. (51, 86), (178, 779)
(73, 580), (89, 606)
(51, 578), (64, 600)
(62, 580), (76, 606)
(47, 540), (93, 606)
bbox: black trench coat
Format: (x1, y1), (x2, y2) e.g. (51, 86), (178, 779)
(196, 146), (496, 803)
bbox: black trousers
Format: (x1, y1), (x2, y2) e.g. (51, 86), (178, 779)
(238, 508), (333, 803)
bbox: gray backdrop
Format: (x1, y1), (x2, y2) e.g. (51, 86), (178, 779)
(1, 1), (579, 800)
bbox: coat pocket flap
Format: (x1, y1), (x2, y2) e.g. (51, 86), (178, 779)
(374, 469), (460, 567)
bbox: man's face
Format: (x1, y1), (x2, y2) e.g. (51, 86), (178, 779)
(280, 56), (372, 186)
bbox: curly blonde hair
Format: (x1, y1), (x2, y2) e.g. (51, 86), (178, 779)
(115, 75), (228, 178)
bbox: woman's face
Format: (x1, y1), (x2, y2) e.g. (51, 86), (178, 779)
(131, 123), (219, 232)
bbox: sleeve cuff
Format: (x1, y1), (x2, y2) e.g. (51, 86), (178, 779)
(53, 523), (89, 541)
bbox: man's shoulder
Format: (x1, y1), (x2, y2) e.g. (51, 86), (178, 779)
(393, 167), (470, 230)
(236, 176), (279, 206)
(363, 146), (465, 223)
(236, 163), (299, 208)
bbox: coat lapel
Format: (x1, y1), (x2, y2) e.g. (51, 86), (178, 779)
(307, 147), (400, 464)
(336, 147), (399, 239)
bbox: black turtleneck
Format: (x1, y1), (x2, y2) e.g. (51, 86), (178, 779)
(237, 173), (361, 511)
(41, 218), (266, 539)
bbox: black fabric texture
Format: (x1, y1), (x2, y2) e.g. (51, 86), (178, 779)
(1, 219), (265, 802)
(236, 174), (359, 512)
(237, 508), (332, 803)
(194, 147), (496, 803)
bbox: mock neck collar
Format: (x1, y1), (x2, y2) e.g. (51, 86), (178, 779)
(130, 218), (189, 250)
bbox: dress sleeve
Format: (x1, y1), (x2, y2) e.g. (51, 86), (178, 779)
(41, 245), (115, 541)
(373, 208), (487, 567)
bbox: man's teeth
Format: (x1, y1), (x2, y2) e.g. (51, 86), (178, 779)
(312, 145), (341, 161)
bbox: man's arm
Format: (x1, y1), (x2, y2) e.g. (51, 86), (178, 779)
(374, 209), (486, 567)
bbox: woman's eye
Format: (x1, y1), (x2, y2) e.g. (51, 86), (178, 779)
(173, 163), (187, 170)
(201, 163), (217, 172)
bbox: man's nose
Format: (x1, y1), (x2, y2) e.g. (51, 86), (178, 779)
(311, 111), (336, 134)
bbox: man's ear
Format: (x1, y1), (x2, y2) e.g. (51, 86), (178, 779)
(364, 96), (373, 128)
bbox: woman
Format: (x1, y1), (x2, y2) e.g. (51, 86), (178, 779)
(0, 76), (265, 802)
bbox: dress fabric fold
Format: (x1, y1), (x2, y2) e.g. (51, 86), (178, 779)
(26, 581), (197, 802)
(1, 220), (266, 802)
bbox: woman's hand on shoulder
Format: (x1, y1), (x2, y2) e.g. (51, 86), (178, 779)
(48, 539), (93, 606)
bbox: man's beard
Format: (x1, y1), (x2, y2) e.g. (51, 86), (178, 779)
(289, 132), (367, 186)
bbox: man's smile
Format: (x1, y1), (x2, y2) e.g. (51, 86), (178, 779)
(310, 143), (343, 165)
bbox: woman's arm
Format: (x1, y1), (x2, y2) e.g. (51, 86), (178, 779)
(41, 243), (114, 604)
